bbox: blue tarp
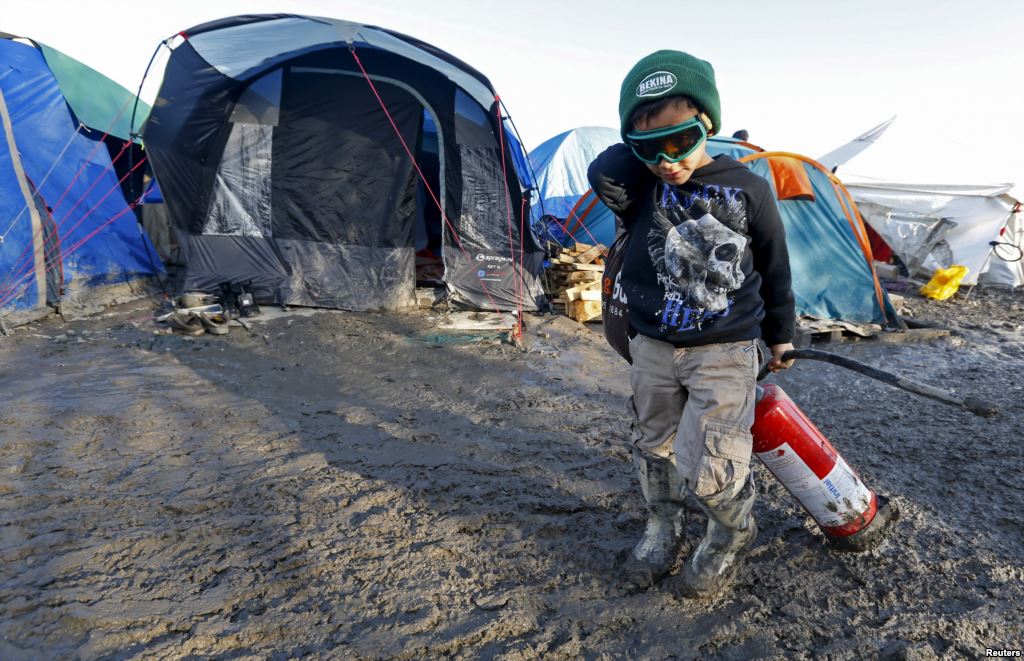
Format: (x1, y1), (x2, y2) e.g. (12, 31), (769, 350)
(0, 38), (162, 317)
(528, 127), (893, 325)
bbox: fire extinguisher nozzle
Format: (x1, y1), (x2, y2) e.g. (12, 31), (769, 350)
(826, 495), (900, 553)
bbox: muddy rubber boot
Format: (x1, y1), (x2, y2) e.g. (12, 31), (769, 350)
(668, 475), (757, 599)
(619, 450), (686, 589)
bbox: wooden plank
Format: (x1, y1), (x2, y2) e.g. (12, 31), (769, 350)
(439, 311), (518, 331)
(579, 289), (602, 301)
(823, 329), (844, 343)
(564, 263), (604, 272)
(563, 279), (602, 302)
(567, 271), (601, 283)
(570, 299), (602, 322)
(574, 242), (594, 253)
(574, 243), (607, 265)
(416, 287), (446, 308)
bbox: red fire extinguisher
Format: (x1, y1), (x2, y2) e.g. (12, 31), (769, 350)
(752, 383), (897, 551)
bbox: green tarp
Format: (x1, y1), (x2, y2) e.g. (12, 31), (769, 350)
(37, 42), (149, 142)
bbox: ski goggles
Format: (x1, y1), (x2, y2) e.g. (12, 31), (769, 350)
(625, 115), (708, 165)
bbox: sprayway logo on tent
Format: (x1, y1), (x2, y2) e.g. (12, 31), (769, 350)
(475, 254), (513, 263)
(636, 72), (677, 98)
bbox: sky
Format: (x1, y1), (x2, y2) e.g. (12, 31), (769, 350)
(5, 0), (1023, 188)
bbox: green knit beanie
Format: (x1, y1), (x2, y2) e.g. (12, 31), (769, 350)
(618, 50), (721, 140)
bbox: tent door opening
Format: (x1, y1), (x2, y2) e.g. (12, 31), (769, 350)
(271, 68), (421, 309)
(205, 68), (446, 313)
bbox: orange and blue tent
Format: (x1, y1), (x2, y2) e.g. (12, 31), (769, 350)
(529, 128), (896, 326)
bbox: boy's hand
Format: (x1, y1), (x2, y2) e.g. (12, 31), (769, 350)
(767, 343), (795, 372)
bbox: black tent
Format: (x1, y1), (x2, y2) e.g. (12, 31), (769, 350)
(143, 14), (545, 311)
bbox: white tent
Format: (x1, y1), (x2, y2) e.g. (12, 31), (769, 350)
(823, 118), (1023, 287)
(843, 181), (1021, 287)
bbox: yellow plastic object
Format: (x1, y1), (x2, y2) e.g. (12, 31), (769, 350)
(920, 265), (969, 300)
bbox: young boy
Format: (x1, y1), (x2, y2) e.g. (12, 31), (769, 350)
(588, 50), (796, 598)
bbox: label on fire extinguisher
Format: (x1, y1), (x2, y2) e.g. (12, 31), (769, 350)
(756, 444), (873, 527)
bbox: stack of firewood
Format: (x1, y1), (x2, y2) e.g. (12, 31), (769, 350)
(546, 242), (608, 322)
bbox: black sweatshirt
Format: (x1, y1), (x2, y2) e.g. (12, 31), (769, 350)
(588, 144), (795, 347)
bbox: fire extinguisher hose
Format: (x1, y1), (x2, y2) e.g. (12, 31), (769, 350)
(761, 348), (998, 418)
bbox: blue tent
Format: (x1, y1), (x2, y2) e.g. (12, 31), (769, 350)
(142, 14), (543, 312)
(529, 127), (895, 326)
(0, 36), (162, 325)
(530, 126), (619, 220)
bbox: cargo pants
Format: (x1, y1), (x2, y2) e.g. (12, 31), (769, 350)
(628, 333), (760, 498)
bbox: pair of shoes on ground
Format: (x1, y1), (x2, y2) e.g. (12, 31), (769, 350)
(165, 310), (229, 336)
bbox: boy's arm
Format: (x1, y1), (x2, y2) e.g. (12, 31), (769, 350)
(587, 144), (652, 228)
(748, 180), (796, 362)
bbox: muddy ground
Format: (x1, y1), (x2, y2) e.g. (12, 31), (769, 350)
(1, 286), (1022, 660)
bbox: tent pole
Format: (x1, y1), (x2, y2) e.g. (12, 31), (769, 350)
(961, 251), (992, 302)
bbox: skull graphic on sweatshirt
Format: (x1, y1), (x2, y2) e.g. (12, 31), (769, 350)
(649, 209), (747, 314)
